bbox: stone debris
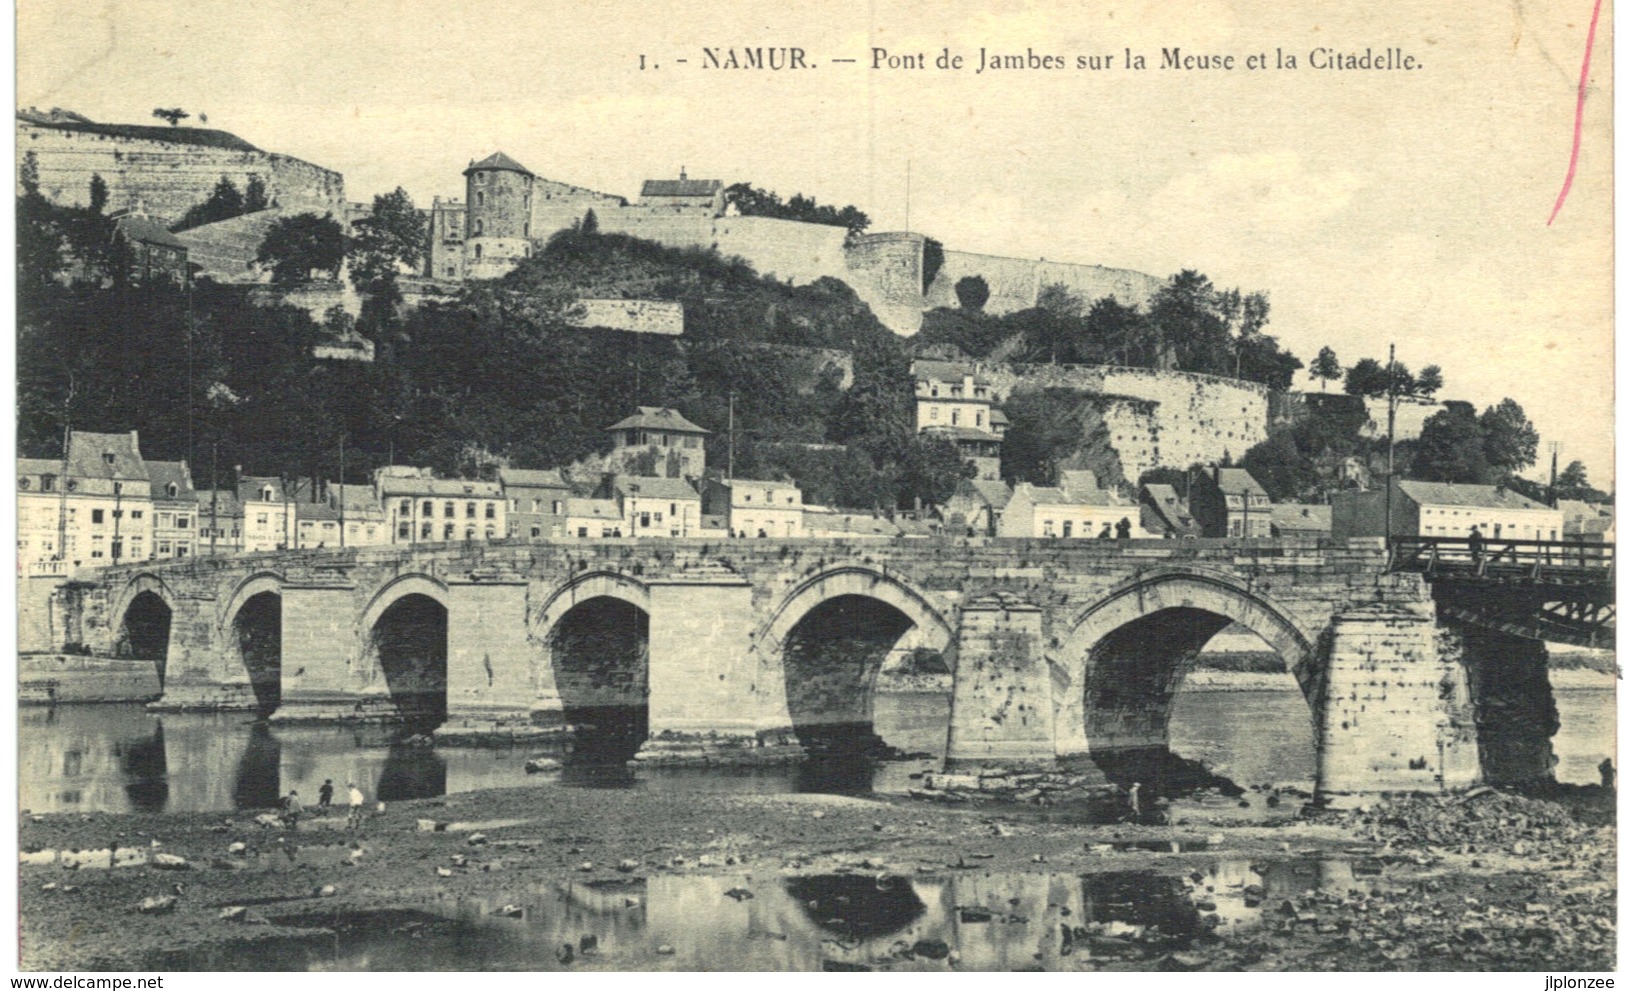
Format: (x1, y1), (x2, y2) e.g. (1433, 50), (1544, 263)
(724, 887), (754, 901)
(616, 859), (640, 873)
(150, 854), (190, 871)
(523, 758), (561, 774)
(656, 944), (675, 956)
(1331, 791), (1587, 857)
(137, 895), (176, 915)
(218, 906), (247, 923)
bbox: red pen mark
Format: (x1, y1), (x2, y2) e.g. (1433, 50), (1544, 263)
(1548, 0), (1605, 225)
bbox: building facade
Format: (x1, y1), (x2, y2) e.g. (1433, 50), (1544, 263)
(1332, 481), (1564, 542)
(238, 476), (294, 553)
(912, 360), (1006, 481)
(379, 471), (507, 545)
(1001, 472), (1140, 539)
(703, 477), (805, 537)
(604, 407), (709, 480)
(605, 476), (702, 538)
(500, 468), (572, 542)
(1189, 467), (1273, 538)
(147, 461), (199, 559)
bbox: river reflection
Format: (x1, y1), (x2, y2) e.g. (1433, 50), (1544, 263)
(19, 688), (1616, 815)
(147, 859), (1365, 971)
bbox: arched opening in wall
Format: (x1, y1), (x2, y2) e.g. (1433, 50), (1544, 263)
(232, 592), (282, 714)
(117, 591), (172, 685)
(547, 597), (650, 763)
(1083, 609), (1314, 809)
(370, 593), (448, 728)
(781, 594), (925, 758)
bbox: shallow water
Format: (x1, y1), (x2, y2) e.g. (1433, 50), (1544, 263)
(141, 858), (1370, 971)
(18, 688), (1615, 815)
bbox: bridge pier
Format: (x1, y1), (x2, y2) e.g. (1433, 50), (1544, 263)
(436, 579), (546, 743)
(1445, 625), (1560, 788)
(147, 592), (261, 712)
(1314, 605), (1479, 805)
(636, 579), (802, 762)
(271, 583), (396, 722)
(944, 598), (1056, 769)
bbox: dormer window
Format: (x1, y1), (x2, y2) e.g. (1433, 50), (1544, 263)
(475, 172), (486, 185)
(166, 482), (178, 498)
(261, 486), (274, 502)
(41, 475), (54, 492)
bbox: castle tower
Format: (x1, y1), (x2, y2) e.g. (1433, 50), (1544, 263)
(463, 151), (534, 280)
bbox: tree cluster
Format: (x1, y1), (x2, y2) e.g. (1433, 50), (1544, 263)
(724, 183), (871, 233)
(915, 271), (1302, 390)
(173, 174), (271, 232)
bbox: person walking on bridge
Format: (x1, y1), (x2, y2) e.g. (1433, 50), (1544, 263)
(1467, 525), (1485, 565)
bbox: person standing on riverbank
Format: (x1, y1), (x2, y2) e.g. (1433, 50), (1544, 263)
(346, 783), (366, 831)
(282, 790), (302, 830)
(318, 780), (334, 812)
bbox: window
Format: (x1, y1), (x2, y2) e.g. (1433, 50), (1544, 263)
(176, 515), (187, 528)
(466, 501), (477, 518)
(257, 513), (269, 525)
(398, 523), (411, 539)
(1062, 521), (1073, 538)
(929, 407), (939, 421)
(41, 475), (54, 492)
(476, 191), (485, 207)
(465, 527), (475, 540)
(423, 501), (433, 517)
(103, 453), (115, 466)
(401, 500), (412, 514)
(92, 509), (104, 524)
(421, 522), (432, 539)
(176, 543), (189, 558)
(475, 171), (486, 184)
(485, 526), (495, 539)
(578, 527), (589, 538)
(166, 482), (178, 498)
(485, 503), (495, 519)
(157, 540), (171, 555)
(444, 502), (455, 518)
(158, 513), (173, 528)
(444, 524), (456, 540)
(1043, 520), (1054, 537)
(262, 486), (274, 502)
(552, 500), (563, 514)
(531, 526), (542, 539)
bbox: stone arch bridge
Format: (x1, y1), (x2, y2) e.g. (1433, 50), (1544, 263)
(35, 538), (1568, 802)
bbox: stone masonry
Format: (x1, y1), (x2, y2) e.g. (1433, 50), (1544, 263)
(33, 537), (1557, 801)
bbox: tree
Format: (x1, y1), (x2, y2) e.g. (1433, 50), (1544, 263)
(723, 182), (870, 232)
(954, 275), (989, 313)
(1343, 357), (1389, 398)
(256, 213), (345, 284)
(174, 176), (249, 231)
(348, 187), (426, 291)
(1414, 364), (1444, 399)
(244, 174), (271, 213)
(1036, 282), (1084, 320)
(88, 174), (109, 215)
(1479, 398), (1539, 475)
(580, 207), (599, 234)
(1411, 402), (1492, 484)
(1309, 347), (1342, 391)
(152, 108), (190, 127)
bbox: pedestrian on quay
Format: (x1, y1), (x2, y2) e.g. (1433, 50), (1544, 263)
(346, 782), (366, 831)
(1128, 781), (1142, 822)
(282, 789), (303, 830)
(318, 779), (334, 812)
(1600, 758), (1615, 792)
(1116, 517), (1132, 540)
(1467, 525), (1485, 564)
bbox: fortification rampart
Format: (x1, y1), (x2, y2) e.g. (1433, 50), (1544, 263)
(570, 298), (685, 335)
(979, 363), (1271, 483)
(925, 249), (1165, 315)
(19, 121), (345, 224)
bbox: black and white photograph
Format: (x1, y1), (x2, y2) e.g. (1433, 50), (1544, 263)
(11, 0), (1617, 974)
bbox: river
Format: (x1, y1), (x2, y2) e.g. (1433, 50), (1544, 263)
(17, 688), (1616, 815)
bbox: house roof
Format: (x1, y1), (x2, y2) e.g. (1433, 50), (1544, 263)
(195, 490), (243, 518)
(640, 178), (721, 198)
(613, 476), (699, 501)
(499, 467), (569, 489)
(912, 359), (990, 386)
(605, 406), (710, 435)
(1270, 503), (1333, 532)
(296, 501), (342, 522)
(565, 498), (623, 521)
(66, 431), (147, 481)
(465, 151), (533, 177)
(328, 483), (383, 515)
(718, 477), (801, 492)
(805, 512), (898, 537)
(1013, 482), (1121, 508)
(17, 458), (60, 477)
(959, 478), (1013, 509)
(114, 214), (189, 250)
(1397, 480), (1554, 512)
(1214, 468), (1269, 498)
(989, 409), (1010, 426)
(377, 476), (503, 498)
(146, 461), (196, 500)
(239, 476), (292, 503)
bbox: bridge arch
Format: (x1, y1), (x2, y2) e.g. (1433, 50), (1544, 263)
(218, 573), (286, 714)
(759, 566), (956, 755)
(531, 571), (652, 762)
(109, 573), (177, 682)
(359, 574), (451, 725)
(1052, 568), (1319, 783)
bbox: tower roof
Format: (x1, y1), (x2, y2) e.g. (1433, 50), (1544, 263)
(465, 151), (534, 177)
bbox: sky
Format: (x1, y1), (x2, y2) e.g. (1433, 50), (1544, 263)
(16, 0), (1616, 488)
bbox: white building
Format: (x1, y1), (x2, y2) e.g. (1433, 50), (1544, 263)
(703, 477), (805, 537)
(238, 476), (294, 553)
(563, 498), (625, 539)
(606, 476), (702, 537)
(1000, 470), (1141, 539)
(1332, 480), (1564, 542)
(378, 470), (507, 545)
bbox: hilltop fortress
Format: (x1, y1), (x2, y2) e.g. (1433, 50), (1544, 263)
(17, 108), (345, 225)
(427, 152), (1165, 334)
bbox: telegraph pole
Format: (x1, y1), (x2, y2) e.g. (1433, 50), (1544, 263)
(338, 432), (347, 548)
(54, 376), (75, 566)
(1547, 441), (1562, 508)
(1384, 342), (1397, 543)
(727, 391), (736, 481)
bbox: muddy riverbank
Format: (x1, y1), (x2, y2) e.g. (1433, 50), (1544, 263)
(18, 780), (1616, 972)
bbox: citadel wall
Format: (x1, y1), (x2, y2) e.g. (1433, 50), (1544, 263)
(924, 249), (1165, 315)
(570, 298), (685, 335)
(978, 364), (1271, 484)
(19, 121), (345, 224)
